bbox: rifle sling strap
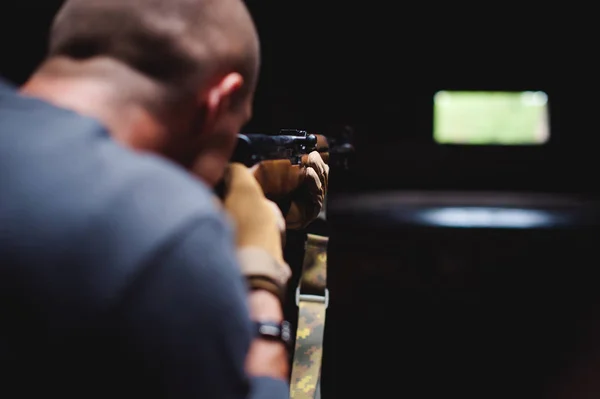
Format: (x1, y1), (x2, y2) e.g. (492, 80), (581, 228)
(289, 234), (329, 399)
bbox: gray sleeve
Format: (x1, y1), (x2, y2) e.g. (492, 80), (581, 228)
(115, 215), (289, 399)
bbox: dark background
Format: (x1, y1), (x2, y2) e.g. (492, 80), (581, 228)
(2, 4), (598, 194)
(2, 3), (600, 398)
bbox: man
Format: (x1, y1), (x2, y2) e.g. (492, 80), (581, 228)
(0, 0), (328, 398)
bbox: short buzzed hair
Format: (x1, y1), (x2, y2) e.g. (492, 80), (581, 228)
(48, 0), (260, 103)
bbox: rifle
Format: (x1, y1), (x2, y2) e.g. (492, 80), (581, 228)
(230, 126), (354, 170)
(308, 126), (355, 170)
(231, 129), (318, 167)
(214, 129), (318, 198)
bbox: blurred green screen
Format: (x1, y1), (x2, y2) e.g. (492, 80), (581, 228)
(433, 91), (549, 145)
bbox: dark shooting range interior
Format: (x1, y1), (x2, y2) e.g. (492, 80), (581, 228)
(2, 3), (599, 398)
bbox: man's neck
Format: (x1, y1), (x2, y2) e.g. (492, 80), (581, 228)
(20, 56), (169, 152)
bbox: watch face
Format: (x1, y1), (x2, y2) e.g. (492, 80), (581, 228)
(255, 321), (293, 346)
(258, 324), (279, 335)
(281, 321), (291, 343)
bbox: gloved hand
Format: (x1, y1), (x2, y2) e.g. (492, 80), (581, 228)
(252, 151), (329, 230)
(223, 163), (291, 299)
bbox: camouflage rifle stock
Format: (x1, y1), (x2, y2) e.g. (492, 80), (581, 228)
(290, 234), (329, 399)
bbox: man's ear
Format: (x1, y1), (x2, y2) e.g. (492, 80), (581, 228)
(203, 72), (244, 126)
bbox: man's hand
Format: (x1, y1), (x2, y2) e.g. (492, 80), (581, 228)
(223, 163), (291, 298)
(223, 164), (291, 381)
(252, 151), (329, 230)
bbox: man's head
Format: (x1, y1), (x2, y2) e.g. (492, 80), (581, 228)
(40, 0), (260, 186)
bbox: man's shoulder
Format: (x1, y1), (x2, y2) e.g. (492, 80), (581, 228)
(68, 149), (236, 318)
(0, 77), (14, 92)
(0, 85), (225, 235)
(91, 148), (231, 269)
(66, 135), (229, 261)
(0, 88), (231, 275)
(0, 90), (235, 316)
(106, 148), (225, 231)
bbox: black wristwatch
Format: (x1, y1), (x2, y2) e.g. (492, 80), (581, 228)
(254, 320), (292, 347)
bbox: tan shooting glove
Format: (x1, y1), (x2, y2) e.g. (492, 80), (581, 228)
(252, 151), (329, 230)
(223, 163), (291, 300)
